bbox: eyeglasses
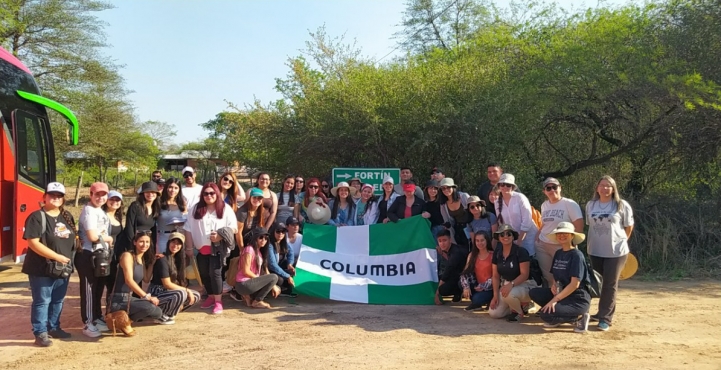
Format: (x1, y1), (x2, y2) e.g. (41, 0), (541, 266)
(499, 183), (513, 188)
(296, 179), (304, 183)
(135, 230), (152, 236)
(308, 185), (319, 189)
(203, 192), (216, 196)
(257, 235), (268, 240)
(222, 176), (233, 182)
(545, 185), (558, 191)
(499, 231), (513, 237)
(469, 205), (479, 210)
(275, 230), (286, 234)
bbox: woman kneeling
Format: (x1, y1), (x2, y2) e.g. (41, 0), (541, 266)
(147, 232), (201, 320)
(529, 222), (591, 333)
(235, 227), (280, 308)
(108, 231), (171, 334)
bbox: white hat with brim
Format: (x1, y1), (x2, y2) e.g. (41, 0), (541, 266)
(546, 221), (586, 245)
(306, 202), (331, 224)
(382, 175), (394, 185)
(331, 181), (357, 197)
(439, 178), (457, 188)
(498, 174), (518, 190)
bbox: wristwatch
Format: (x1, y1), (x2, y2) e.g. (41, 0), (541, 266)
(143, 293), (151, 300)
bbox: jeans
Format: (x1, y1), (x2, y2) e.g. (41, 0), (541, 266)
(196, 253), (223, 295)
(470, 290), (494, 307)
(235, 274), (279, 301)
(109, 293), (163, 322)
(591, 254), (628, 324)
(529, 287), (591, 325)
(29, 275), (69, 336)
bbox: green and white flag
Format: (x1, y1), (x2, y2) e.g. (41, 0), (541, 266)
(295, 216), (438, 305)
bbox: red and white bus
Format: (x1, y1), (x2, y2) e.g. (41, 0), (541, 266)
(0, 46), (79, 263)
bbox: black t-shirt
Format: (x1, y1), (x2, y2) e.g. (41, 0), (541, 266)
(552, 248), (588, 289)
(236, 208), (262, 240)
(492, 244), (530, 282)
(476, 181), (495, 215)
(422, 200), (444, 226)
(151, 256), (170, 286)
(21, 210), (76, 277)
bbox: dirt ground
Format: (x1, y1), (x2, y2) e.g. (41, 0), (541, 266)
(0, 265), (719, 370)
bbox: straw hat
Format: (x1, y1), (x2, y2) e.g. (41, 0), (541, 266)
(546, 222), (585, 245)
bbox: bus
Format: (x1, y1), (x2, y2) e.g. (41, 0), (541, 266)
(0, 46), (79, 263)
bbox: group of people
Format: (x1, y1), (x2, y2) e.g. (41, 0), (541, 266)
(22, 163), (634, 347)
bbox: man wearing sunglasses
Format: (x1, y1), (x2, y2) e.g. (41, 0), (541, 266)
(181, 166), (203, 210)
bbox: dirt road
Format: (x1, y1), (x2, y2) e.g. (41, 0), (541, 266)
(1, 265), (719, 370)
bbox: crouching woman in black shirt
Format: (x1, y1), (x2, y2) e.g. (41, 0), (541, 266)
(22, 182), (76, 347)
(108, 231), (169, 334)
(529, 222), (591, 333)
(147, 232), (200, 319)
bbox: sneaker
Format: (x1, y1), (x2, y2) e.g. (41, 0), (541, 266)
(229, 290), (243, 302)
(82, 323), (102, 338)
(154, 315), (175, 325)
(452, 293), (462, 303)
(505, 313), (521, 323)
(222, 281), (233, 294)
(522, 302), (538, 315)
(212, 302), (223, 315)
(47, 329), (72, 339)
(574, 313), (590, 333)
(34, 332), (53, 347)
(279, 292), (298, 298)
(543, 322), (561, 328)
(464, 303), (484, 312)
(590, 313), (600, 322)
(93, 318), (109, 332)
(597, 320), (610, 331)
(200, 296), (215, 309)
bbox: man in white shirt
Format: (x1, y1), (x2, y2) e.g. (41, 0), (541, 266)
(182, 166), (203, 210)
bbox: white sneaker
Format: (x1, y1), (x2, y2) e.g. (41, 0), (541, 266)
(154, 315), (175, 325)
(222, 281), (233, 294)
(94, 319), (109, 332)
(82, 323), (102, 338)
(574, 312), (590, 333)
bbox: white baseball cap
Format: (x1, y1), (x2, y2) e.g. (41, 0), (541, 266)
(46, 182), (66, 195)
(182, 166), (195, 174)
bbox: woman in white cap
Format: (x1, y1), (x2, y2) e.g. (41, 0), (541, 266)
(529, 222), (591, 333)
(535, 177), (583, 286)
(377, 175), (399, 224)
(328, 181), (357, 226)
(22, 182), (76, 346)
(586, 175), (634, 331)
(438, 178), (471, 248)
(355, 183), (379, 225)
(76, 182), (114, 337)
(101, 190), (124, 296)
(147, 232), (200, 320)
(495, 173), (537, 256)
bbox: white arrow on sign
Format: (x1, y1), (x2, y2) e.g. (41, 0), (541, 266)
(337, 173), (351, 179)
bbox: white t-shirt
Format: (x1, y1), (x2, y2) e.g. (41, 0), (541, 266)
(287, 233), (303, 264)
(586, 200), (634, 258)
(79, 205), (110, 251)
(539, 197), (583, 243)
(182, 183), (203, 210)
(183, 203), (238, 249)
(495, 191), (538, 255)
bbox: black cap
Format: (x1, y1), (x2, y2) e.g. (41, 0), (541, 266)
(431, 167), (444, 174)
(155, 178), (166, 185)
(251, 227), (269, 237)
(425, 180), (440, 188)
(274, 222), (288, 232)
(286, 216), (300, 225)
(140, 181), (160, 194)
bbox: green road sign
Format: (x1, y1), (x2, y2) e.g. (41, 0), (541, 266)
(332, 168), (400, 195)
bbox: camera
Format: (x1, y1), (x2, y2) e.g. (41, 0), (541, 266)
(92, 247), (111, 277)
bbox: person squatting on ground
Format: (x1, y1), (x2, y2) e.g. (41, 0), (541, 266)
(234, 227), (281, 308)
(460, 232), (494, 312)
(435, 229), (468, 304)
(147, 232), (200, 320)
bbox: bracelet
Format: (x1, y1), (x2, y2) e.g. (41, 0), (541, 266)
(143, 293), (151, 300)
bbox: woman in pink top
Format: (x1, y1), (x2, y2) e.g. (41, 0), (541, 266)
(234, 227), (280, 308)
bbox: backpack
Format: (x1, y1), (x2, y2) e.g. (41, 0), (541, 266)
(531, 206), (542, 230)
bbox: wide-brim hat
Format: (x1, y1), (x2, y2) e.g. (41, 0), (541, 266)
(439, 178), (457, 188)
(306, 202), (331, 225)
(466, 195), (482, 208)
(546, 222), (585, 245)
(331, 181), (357, 197)
(140, 181), (160, 195)
(498, 174), (518, 190)
(494, 224), (519, 240)
(168, 232), (185, 244)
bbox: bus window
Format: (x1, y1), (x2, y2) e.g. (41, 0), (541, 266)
(13, 110), (48, 186)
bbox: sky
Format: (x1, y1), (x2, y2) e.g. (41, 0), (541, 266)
(97, 0), (632, 144)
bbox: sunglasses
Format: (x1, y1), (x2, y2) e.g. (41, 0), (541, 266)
(308, 185), (319, 189)
(499, 183), (513, 188)
(322, 184), (329, 188)
(203, 191), (216, 196)
(545, 185), (558, 191)
(469, 205), (480, 210)
(222, 176), (233, 182)
(498, 231), (513, 237)
(183, 174), (193, 178)
(135, 230), (152, 236)
(275, 229), (287, 234)
(257, 235), (269, 240)
(296, 179), (304, 183)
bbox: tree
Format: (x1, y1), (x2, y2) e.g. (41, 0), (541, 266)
(140, 120), (177, 150)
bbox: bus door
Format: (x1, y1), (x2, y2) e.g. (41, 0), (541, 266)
(11, 109), (51, 262)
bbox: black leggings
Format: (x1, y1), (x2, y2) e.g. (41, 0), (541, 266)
(109, 294), (162, 322)
(75, 250), (107, 324)
(529, 288), (591, 325)
(196, 253), (223, 295)
(235, 274), (279, 301)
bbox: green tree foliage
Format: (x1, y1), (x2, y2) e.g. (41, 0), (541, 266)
(204, 0), (721, 275)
